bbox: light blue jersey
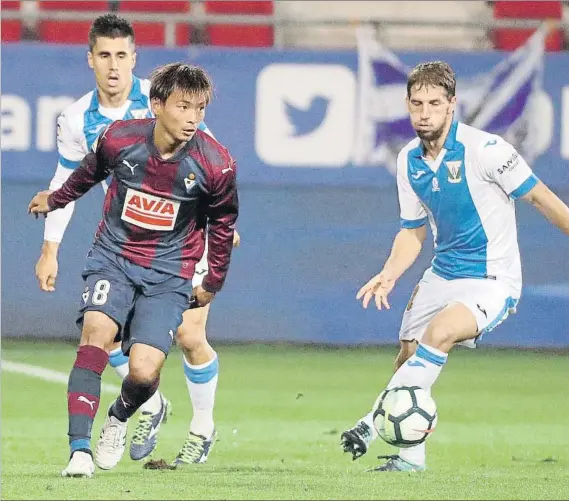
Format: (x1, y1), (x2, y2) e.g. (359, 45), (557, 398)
(45, 75), (212, 243)
(56, 75), (211, 170)
(397, 120), (538, 295)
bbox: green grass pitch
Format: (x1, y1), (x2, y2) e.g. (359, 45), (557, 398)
(1, 340), (568, 500)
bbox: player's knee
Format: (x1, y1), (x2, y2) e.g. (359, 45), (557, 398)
(423, 322), (454, 350)
(80, 312), (118, 351)
(127, 344), (165, 384)
(177, 309), (208, 351)
(128, 360), (161, 385)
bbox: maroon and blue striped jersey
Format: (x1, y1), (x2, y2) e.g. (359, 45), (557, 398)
(48, 118), (238, 293)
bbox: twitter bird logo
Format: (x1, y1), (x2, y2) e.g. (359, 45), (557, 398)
(284, 96), (330, 137)
(255, 63), (356, 166)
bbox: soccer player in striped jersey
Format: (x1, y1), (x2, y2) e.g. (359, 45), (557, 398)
(34, 14), (237, 468)
(29, 63), (239, 477)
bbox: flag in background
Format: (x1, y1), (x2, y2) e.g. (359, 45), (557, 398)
(353, 24), (549, 172)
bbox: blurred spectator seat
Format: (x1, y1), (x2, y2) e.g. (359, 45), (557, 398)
(40, 0), (108, 10)
(118, 1), (192, 46)
(37, 1), (192, 46)
(491, 1), (565, 51)
(1, 0), (22, 42)
(276, 1), (491, 50)
(39, 1), (108, 43)
(204, 1), (273, 47)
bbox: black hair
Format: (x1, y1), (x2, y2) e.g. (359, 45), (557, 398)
(88, 13), (135, 51)
(150, 63), (213, 104)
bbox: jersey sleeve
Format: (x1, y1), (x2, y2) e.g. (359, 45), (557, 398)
(202, 152), (239, 293)
(44, 165), (76, 243)
(56, 112), (86, 170)
(397, 151), (427, 228)
(48, 124), (114, 210)
(479, 138), (539, 199)
(43, 111), (86, 242)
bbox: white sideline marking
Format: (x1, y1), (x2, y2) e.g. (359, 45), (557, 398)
(1, 360), (120, 393)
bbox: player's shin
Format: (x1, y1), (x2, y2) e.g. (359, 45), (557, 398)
(67, 345), (109, 456)
(386, 343), (447, 391)
(110, 375), (160, 421)
(109, 347), (166, 415)
(183, 352), (218, 437)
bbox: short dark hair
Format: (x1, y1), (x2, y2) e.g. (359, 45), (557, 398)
(150, 63), (214, 104)
(407, 61), (456, 99)
(88, 14), (135, 51)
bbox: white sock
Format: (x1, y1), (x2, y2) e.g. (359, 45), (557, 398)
(383, 344), (447, 467)
(360, 410), (379, 442)
(183, 353), (218, 437)
(109, 348), (163, 414)
(398, 389), (431, 467)
(109, 347), (129, 380)
(386, 343), (448, 391)
(139, 389), (163, 414)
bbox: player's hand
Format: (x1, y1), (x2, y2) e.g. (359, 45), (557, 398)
(27, 190), (53, 218)
(356, 270), (396, 310)
(233, 229), (241, 248)
(35, 251), (58, 292)
(192, 284), (215, 307)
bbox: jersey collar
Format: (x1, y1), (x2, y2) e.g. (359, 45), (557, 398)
(146, 120), (197, 163)
(88, 75), (145, 112)
(410, 119), (459, 158)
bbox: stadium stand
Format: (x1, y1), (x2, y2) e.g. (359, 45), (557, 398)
(204, 1), (273, 47)
(117, 1), (192, 46)
(490, 1), (566, 51)
(275, 1), (493, 50)
(1, 0), (23, 42)
(1, 0), (567, 50)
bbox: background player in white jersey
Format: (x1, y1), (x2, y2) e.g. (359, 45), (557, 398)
(341, 61), (569, 472)
(34, 13), (239, 465)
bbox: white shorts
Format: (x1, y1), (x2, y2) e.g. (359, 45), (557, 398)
(192, 239), (208, 288)
(399, 268), (519, 348)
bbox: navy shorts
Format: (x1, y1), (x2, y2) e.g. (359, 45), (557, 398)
(77, 247), (193, 356)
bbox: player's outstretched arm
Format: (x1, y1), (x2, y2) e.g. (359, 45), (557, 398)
(35, 165), (77, 292)
(44, 165), (77, 247)
(522, 180), (569, 236)
(28, 151), (107, 218)
(35, 240), (59, 292)
(357, 226), (427, 310)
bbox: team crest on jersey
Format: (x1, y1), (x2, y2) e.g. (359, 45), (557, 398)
(131, 108), (149, 120)
(184, 172), (197, 192)
(121, 188), (180, 231)
(432, 178), (440, 192)
(445, 161), (462, 184)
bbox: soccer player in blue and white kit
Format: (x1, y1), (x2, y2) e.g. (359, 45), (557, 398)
(341, 61), (569, 472)
(29, 63), (238, 477)
(34, 14), (236, 466)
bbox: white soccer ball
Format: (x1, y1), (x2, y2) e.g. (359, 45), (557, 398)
(373, 386), (438, 448)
